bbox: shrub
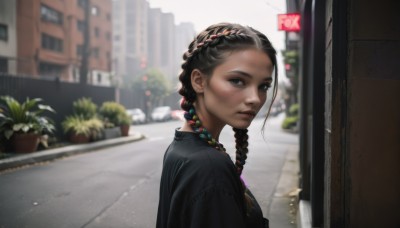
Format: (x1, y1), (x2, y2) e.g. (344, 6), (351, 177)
(281, 103), (300, 130)
(281, 116), (299, 129)
(86, 118), (104, 140)
(61, 115), (91, 137)
(99, 102), (127, 127)
(72, 97), (97, 120)
(0, 96), (56, 140)
(289, 103), (300, 116)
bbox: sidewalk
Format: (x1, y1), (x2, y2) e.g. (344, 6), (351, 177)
(0, 131), (145, 172)
(269, 145), (300, 228)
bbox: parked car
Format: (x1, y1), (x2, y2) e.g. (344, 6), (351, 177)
(171, 109), (185, 121)
(126, 108), (146, 124)
(151, 106), (172, 122)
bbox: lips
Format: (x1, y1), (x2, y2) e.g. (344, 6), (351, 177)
(239, 110), (256, 117)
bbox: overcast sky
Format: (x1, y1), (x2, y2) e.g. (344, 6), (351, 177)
(147, 0), (286, 50)
(147, 0), (288, 80)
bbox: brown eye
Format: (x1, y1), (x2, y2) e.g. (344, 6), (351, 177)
(259, 83), (271, 92)
(229, 78), (245, 86)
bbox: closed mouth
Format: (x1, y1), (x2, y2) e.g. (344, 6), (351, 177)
(239, 111), (256, 117)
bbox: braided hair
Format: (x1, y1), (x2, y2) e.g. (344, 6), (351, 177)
(179, 22), (278, 212)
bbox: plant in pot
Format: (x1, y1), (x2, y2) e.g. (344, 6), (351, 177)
(61, 115), (91, 144)
(0, 96), (56, 153)
(86, 117), (104, 141)
(99, 101), (127, 139)
(67, 97), (104, 141)
(118, 112), (132, 137)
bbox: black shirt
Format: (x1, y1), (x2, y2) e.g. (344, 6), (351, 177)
(156, 130), (268, 228)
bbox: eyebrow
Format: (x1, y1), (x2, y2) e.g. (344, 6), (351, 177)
(228, 70), (273, 82)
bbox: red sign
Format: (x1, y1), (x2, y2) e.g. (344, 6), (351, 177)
(278, 13), (301, 32)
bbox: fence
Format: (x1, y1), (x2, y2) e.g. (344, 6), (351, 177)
(0, 74), (180, 139)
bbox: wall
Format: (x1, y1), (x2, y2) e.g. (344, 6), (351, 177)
(346, 0), (400, 227)
(0, 0), (17, 74)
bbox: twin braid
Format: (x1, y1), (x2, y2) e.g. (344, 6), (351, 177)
(181, 98), (250, 177)
(181, 98), (227, 153)
(233, 128), (249, 176)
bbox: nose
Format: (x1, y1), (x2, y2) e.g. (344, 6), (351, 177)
(244, 87), (262, 107)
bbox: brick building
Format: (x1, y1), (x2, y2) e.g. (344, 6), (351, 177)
(16, 0), (112, 85)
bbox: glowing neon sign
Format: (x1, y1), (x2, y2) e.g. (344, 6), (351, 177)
(278, 13), (301, 32)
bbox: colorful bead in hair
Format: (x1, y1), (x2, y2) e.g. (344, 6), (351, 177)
(183, 103), (226, 153)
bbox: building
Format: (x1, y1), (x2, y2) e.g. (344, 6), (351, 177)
(0, 0), (17, 74)
(15, 0), (112, 85)
(174, 22), (196, 81)
(112, 0), (149, 85)
(293, 0), (400, 227)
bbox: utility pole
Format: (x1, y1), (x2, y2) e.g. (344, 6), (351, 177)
(80, 0), (91, 84)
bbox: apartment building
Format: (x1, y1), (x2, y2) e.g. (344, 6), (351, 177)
(112, 0), (149, 85)
(16, 0), (112, 85)
(0, 0), (17, 74)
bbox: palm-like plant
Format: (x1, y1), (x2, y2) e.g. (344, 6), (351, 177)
(0, 96), (56, 140)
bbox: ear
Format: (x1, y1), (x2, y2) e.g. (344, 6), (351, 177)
(191, 69), (206, 93)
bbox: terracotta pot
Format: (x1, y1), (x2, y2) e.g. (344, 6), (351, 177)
(120, 125), (130, 137)
(13, 133), (40, 153)
(69, 133), (90, 144)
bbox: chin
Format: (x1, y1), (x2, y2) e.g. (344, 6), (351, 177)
(229, 121), (252, 129)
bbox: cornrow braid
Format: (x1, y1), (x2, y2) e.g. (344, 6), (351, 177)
(178, 28), (251, 101)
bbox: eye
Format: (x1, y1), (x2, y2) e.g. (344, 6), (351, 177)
(229, 78), (245, 87)
(259, 83), (271, 92)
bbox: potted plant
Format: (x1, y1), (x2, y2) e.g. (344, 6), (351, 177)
(99, 101), (127, 139)
(118, 112), (132, 137)
(86, 117), (104, 141)
(61, 115), (91, 144)
(0, 96), (56, 153)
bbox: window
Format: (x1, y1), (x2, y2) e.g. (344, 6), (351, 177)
(107, 13), (111, 21)
(91, 6), (99, 16)
(76, 45), (83, 56)
(94, 27), (100, 37)
(92, 47), (99, 58)
(39, 62), (64, 78)
(78, 0), (86, 8)
(41, 4), (63, 25)
(77, 20), (85, 32)
(97, 73), (102, 83)
(0, 24), (8, 41)
(0, 58), (8, 73)
(106, 32), (111, 40)
(42, 33), (63, 52)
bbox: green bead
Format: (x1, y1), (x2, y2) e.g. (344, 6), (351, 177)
(196, 120), (201, 127)
(193, 115), (198, 120)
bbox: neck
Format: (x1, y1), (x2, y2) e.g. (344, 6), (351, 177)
(192, 101), (225, 140)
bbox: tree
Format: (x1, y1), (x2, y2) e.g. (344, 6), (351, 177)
(132, 68), (171, 105)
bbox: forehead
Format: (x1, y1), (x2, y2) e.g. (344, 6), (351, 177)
(214, 48), (274, 78)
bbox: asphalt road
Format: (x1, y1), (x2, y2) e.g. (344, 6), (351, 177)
(0, 113), (298, 228)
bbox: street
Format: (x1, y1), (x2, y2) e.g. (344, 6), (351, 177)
(0, 113), (298, 228)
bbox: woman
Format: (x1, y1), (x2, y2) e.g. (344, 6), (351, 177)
(156, 22), (278, 228)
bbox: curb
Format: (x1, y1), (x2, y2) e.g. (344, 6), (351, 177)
(0, 132), (145, 172)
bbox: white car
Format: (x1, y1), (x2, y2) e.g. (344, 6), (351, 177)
(126, 108), (146, 124)
(151, 106), (172, 122)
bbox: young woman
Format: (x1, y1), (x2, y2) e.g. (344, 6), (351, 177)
(156, 22), (278, 228)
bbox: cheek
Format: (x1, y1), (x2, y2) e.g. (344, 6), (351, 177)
(207, 82), (241, 106)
